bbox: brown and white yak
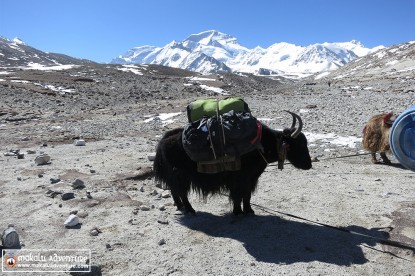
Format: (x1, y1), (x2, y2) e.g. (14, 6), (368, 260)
(362, 112), (397, 164)
(153, 112), (312, 215)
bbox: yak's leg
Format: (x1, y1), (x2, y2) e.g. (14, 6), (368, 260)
(380, 151), (391, 164)
(229, 190), (243, 215)
(171, 189), (195, 214)
(371, 152), (380, 164)
(175, 174), (195, 214)
(242, 192), (255, 215)
(180, 195), (195, 214)
(171, 192), (184, 210)
(168, 171), (195, 213)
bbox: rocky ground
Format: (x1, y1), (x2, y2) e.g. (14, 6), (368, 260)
(0, 63), (414, 275)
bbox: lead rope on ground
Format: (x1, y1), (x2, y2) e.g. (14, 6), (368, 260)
(267, 152), (373, 167)
(217, 192), (414, 261)
(250, 202), (415, 262)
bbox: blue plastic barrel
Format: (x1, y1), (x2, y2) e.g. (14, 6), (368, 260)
(390, 105), (415, 171)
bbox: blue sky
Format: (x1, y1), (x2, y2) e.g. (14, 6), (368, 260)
(1, 0), (414, 63)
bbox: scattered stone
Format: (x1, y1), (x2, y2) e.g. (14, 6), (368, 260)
(64, 214), (79, 227)
(158, 238), (166, 246)
(62, 192), (75, 200)
(2, 224), (20, 249)
(157, 217), (169, 225)
(89, 227), (102, 236)
(86, 191), (92, 199)
(27, 150), (36, 154)
(74, 139), (86, 146)
(50, 177), (61, 184)
(77, 211), (89, 218)
(38, 174), (44, 178)
(90, 229), (99, 236)
(35, 154), (51, 165)
(85, 200), (100, 208)
(17, 153), (24, 159)
(90, 169), (96, 173)
(72, 178), (86, 189)
(105, 243), (113, 251)
(159, 204), (166, 211)
(132, 207), (140, 215)
(161, 190), (171, 198)
(46, 190), (62, 198)
(140, 205), (150, 211)
(139, 186), (145, 192)
(174, 210), (184, 216)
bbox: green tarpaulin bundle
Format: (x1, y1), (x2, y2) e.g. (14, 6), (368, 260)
(186, 97), (250, 123)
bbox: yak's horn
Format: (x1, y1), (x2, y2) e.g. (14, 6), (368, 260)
(284, 111), (303, 138)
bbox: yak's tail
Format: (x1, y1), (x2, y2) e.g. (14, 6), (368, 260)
(153, 128), (183, 189)
(153, 146), (166, 187)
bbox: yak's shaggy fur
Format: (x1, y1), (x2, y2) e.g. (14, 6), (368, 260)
(362, 112), (394, 164)
(153, 122), (312, 215)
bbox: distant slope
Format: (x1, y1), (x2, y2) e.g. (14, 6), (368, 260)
(320, 41), (415, 81)
(0, 36), (95, 67)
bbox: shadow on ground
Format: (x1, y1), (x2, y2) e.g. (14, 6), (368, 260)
(177, 213), (389, 266)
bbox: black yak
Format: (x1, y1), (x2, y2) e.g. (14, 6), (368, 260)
(153, 112), (312, 215)
(362, 112), (396, 164)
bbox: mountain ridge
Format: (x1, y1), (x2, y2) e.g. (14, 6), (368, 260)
(0, 36), (95, 68)
(111, 30), (384, 77)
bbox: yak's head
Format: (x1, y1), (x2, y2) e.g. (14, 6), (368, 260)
(280, 111), (312, 170)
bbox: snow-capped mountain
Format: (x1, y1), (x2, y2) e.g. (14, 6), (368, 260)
(0, 36), (94, 67)
(112, 30), (384, 76)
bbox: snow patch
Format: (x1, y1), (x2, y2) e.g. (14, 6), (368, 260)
(143, 112), (182, 126)
(305, 132), (361, 148)
(117, 65), (144, 75)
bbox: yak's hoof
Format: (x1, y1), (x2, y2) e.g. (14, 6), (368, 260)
(243, 210), (255, 216)
(175, 207), (196, 215)
(184, 207), (196, 215)
(233, 210), (244, 216)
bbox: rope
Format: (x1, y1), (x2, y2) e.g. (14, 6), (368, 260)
(266, 152), (373, 167)
(250, 202), (415, 257)
(217, 191), (414, 261)
(315, 152), (372, 161)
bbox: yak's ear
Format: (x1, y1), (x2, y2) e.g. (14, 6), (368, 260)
(283, 128), (295, 137)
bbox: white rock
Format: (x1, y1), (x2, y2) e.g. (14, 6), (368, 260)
(161, 190), (171, 198)
(64, 214), (79, 227)
(74, 139), (86, 146)
(90, 229), (99, 236)
(35, 154), (50, 165)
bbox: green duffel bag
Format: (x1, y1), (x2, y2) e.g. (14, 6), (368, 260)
(186, 97), (250, 123)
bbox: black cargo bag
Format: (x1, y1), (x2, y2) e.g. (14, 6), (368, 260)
(182, 110), (262, 163)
